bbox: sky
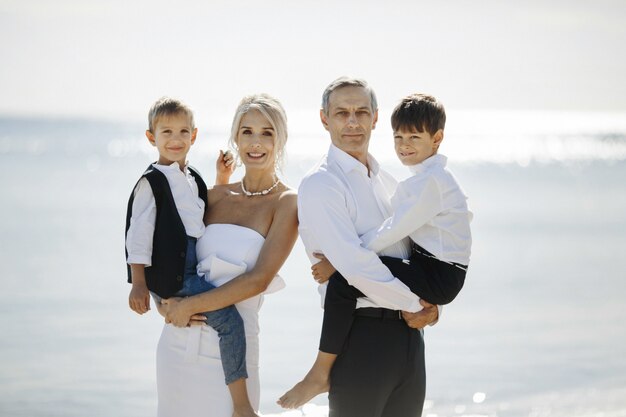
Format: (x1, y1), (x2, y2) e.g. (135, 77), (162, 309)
(1, 0), (625, 122)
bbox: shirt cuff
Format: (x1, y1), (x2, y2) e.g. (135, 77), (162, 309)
(126, 254), (152, 267)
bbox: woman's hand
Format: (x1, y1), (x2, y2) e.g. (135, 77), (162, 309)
(161, 297), (198, 327)
(311, 253), (336, 284)
(157, 299), (206, 326)
(215, 150), (235, 185)
(401, 299), (439, 329)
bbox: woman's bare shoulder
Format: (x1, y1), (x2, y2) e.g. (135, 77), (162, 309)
(275, 186), (297, 207)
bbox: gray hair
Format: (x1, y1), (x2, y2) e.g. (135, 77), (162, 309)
(228, 94), (288, 171)
(321, 76), (378, 115)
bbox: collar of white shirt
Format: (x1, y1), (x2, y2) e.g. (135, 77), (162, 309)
(328, 144), (381, 177)
(151, 160), (189, 175)
(408, 153), (447, 175)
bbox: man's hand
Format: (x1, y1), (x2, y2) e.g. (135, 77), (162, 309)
(402, 299), (439, 329)
(311, 253), (336, 284)
(129, 284), (150, 315)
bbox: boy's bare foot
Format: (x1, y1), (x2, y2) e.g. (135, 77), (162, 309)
(232, 407), (259, 417)
(277, 374), (330, 409)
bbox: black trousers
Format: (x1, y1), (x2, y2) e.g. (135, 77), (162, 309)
(328, 313), (426, 417)
(320, 246), (467, 354)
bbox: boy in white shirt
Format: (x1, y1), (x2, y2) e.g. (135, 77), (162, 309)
(125, 97), (258, 417)
(279, 93), (472, 409)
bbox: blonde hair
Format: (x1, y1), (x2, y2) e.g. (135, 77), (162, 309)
(147, 97), (194, 132)
(228, 94), (288, 171)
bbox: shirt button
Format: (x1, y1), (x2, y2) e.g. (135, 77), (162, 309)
(176, 275), (183, 282)
(180, 252), (186, 258)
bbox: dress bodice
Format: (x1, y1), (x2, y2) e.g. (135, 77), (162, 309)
(196, 223), (285, 310)
(157, 225), (277, 416)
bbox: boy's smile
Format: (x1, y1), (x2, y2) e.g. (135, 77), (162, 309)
(146, 112), (197, 168)
(394, 126), (443, 166)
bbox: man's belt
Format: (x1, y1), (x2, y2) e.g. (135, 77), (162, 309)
(354, 307), (403, 320)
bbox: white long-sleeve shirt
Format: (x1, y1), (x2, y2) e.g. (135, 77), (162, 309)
(361, 154), (472, 266)
(298, 144), (422, 313)
(126, 161), (205, 266)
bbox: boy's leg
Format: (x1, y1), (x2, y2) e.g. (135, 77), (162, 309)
(203, 304), (248, 383)
(178, 274), (247, 384)
(178, 275), (257, 416)
(319, 272), (366, 353)
(311, 249), (464, 358)
(379, 252), (466, 305)
(178, 238), (257, 416)
(278, 272), (364, 409)
(277, 351), (335, 409)
(229, 379), (258, 417)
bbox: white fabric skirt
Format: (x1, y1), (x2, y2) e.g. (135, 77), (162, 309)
(155, 223), (285, 417)
(156, 306), (261, 417)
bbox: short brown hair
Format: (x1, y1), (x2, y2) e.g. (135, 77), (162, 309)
(391, 94), (445, 136)
(147, 97), (195, 132)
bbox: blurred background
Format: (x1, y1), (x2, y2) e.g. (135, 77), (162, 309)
(1, 1), (625, 416)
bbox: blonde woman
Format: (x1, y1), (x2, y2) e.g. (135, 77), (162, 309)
(158, 94), (298, 417)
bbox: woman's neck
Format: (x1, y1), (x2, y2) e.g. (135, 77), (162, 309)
(241, 168), (278, 194)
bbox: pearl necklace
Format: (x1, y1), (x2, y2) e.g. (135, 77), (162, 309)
(240, 177), (280, 196)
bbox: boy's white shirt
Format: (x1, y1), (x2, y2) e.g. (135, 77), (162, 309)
(299, 145), (430, 315)
(126, 161), (205, 266)
(360, 153), (473, 266)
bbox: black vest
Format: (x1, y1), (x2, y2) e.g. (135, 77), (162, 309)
(125, 164), (208, 298)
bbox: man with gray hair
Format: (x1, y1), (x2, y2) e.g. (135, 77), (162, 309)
(295, 77), (439, 416)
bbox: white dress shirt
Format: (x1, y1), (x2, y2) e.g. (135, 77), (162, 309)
(361, 154), (473, 266)
(126, 161), (206, 266)
(298, 145), (422, 313)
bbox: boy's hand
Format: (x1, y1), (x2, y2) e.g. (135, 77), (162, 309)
(401, 300), (438, 329)
(129, 284), (150, 315)
(311, 253), (336, 284)
(215, 150), (236, 185)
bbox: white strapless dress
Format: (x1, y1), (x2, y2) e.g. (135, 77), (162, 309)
(156, 223), (285, 417)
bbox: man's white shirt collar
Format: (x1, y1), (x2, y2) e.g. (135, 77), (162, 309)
(328, 144), (380, 177)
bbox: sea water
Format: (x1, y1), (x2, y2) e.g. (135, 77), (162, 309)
(1, 110), (625, 417)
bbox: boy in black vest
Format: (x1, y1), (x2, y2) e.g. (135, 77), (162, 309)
(125, 97), (258, 417)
